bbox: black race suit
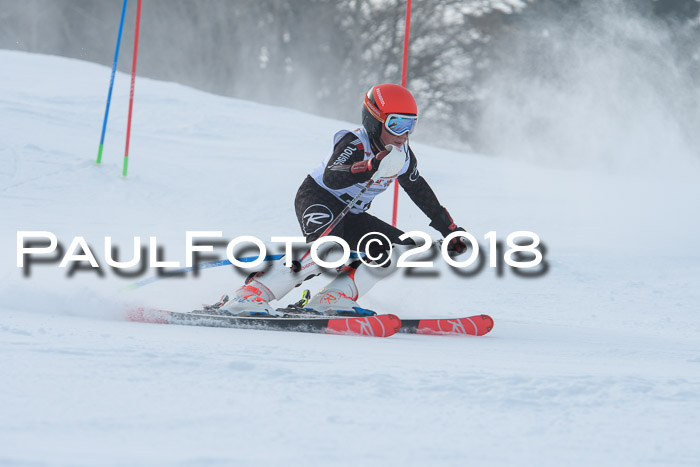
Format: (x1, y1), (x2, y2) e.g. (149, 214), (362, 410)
(294, 130), (456, 251)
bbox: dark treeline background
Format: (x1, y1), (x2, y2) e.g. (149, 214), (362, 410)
(1, 0), (699, 150)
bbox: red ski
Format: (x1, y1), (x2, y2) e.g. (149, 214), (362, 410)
(127, 307), (401, 338)
(399, 314), (494, 336)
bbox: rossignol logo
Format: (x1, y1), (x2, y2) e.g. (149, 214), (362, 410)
(409, 165), (419, 182)
(305, 212), (331, 227)
(357, 318), (376, 336)
(445, 319), (468, 334)
(302, 204), (334, 235)
(376, 88), (385, 106)
(329, 145), (357, 167)
(320, 292), (339, 305)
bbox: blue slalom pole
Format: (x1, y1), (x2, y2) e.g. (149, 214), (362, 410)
(97, 0), (129, 164)
(121, 251), (364, 291)
(122, 255), (285, 290)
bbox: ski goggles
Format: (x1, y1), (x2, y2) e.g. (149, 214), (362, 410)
(384, 114), (417, 136)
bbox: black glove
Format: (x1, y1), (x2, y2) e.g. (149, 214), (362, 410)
(430, 207), (468, 256)
(446, 230), (469, 256)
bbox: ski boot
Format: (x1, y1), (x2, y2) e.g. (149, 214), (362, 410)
(215, 252), (326, 317)
(304, 270), (377, 317)
(304, 244), (416, 316)
(216, 283), (287, 317)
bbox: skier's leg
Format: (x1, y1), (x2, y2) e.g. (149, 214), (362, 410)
(219, 244), (334, 316)
(305, 243), (414, 315)
(295, 176), (347, 242)
(218, 177), (346, 316)
(305, 213), (414, 315)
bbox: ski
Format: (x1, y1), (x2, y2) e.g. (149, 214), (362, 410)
(127, 307), (401, 338)
(399, 315), (494, 336)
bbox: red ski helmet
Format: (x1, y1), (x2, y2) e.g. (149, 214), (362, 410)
(362, 84), (418, 143)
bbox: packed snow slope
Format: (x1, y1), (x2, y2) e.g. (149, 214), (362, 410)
(1, 50), (699, 466)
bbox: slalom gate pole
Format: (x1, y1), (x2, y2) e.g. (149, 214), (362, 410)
(392, 0), (412, 227)
(122, 0), (142, 177)
(401, 0), (412, 90)
(96, 0), (128, 164)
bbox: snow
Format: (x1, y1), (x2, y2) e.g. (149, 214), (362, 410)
(1, 50), (699, 466)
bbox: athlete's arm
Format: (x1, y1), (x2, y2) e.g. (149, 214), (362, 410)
(398, 147), (468, 253)
(322, 133), (375, 189)
(397, 147), (445, 222)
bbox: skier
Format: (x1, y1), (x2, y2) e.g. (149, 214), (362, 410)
(219, 84), (468, 316)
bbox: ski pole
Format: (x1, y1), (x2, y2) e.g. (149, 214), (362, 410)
(96, 0), (128, 164)
(393, 0), (412, 226)
(317, 180), (375, 241)
(297, 179), (376, 263)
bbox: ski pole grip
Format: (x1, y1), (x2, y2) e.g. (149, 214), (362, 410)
(375, 144), (395, 161)
(372, 145), (406, 181)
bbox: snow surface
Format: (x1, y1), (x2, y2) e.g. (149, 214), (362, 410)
(1, 50), (699, 466)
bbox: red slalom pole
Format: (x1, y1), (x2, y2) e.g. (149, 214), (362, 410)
(400, 0), (412, 88)
(392, 0), (412, 226)
(123, 0), (142, 177)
